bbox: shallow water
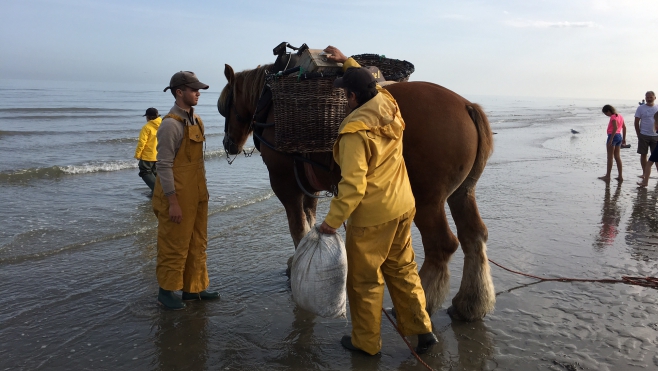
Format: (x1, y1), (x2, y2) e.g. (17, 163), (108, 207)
(1, 80), (657, 370)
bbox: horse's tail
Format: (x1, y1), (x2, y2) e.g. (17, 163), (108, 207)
(464, 103), (494, 186)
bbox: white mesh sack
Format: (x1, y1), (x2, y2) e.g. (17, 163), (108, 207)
(291, 225), (347, 318)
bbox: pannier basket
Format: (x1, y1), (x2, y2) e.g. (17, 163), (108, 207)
(268, 72), (347, 153)
(351, 54), (415, 82)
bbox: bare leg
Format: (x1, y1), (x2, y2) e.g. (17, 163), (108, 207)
(599, 144), (614, 181)
(638, 160), (654, 187)
(614, 145), (623, 181)
(640, 154), (648, 177)
(446, 186), (495, 321)
(651, 141), (658, 172)
(414, 200), (459, 316)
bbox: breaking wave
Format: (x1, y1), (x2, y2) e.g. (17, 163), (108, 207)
(0, 107), (131, 113)
(204, 146), (256, 160)
(0, 161), (137, 183)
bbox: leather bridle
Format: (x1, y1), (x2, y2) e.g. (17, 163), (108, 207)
(221, 87), (254, 164)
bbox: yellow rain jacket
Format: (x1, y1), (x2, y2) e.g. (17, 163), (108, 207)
(326, 58), (431, 356)
(135, 117), (162, 161)
(324, 85), (415, 228)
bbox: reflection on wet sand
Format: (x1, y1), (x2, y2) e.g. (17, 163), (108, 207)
(271, 307), (325, 370)
(626, 183), (658, 261)
(344, 315), (495, 370)
(594, 183), (623, 249)
(349, 347), (384, 371)
(450, 320), (494, 371)
(154, 305), (208, 371)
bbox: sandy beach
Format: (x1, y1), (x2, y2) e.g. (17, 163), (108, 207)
(1, 83), (657, 370)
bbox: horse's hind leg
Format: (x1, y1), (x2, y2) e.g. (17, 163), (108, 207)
(446, 185), (495, 321)
(415, 198), (460, 316)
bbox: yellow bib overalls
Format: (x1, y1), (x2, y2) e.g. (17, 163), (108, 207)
(152, 113), (209, 293)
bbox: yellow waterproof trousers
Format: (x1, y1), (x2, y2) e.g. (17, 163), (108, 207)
(152, 119), (209, 293)
(346, 208), (432, 355)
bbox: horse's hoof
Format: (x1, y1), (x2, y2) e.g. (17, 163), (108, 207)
(447, 305), (487, 322)
(447, 305), (468, 322)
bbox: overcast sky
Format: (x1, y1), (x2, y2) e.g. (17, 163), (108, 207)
(1, 0), (656, 99)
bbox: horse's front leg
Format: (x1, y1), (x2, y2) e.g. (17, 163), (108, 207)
(267, 163), (310, 240)
(303, 195), (318, 229)
(269, 171), (310, 277)
(282, 194), (312, 249)
(260, 126), (312, 244)
(261, 148), (313, 277)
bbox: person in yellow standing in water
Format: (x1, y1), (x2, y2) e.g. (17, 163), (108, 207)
(135, 107), (161, 196)
(153, 71), (220, 310)
(319, 46), (438, 355)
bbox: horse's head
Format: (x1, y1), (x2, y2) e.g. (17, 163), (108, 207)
(219, 64), (252, 155)
(218, 63), (272, 155)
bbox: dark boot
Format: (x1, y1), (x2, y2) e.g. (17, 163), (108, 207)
(415, 332), (438, 354)
(181, 290), (220, 301)
(340, 335), (380, 355)
(157, 288), (186, 310)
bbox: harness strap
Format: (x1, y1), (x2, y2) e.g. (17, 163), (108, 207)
(164, 113), (205, 161)
(196, 116), (205, 136)
(163, 113), (184, 122)
(164, 113), (205, 135)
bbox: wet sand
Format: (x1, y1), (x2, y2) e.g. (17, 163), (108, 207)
(2, 97), (658, 370)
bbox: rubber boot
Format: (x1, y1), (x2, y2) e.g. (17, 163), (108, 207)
(340, 335), (380, 355)
(157, 288), (186, 310)
(181, 290), (220, 301)
(415, 332), (438, 354)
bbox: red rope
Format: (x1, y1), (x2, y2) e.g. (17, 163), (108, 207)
(488, 258), (658, 288)
(381, 308), (436, 371)
(342, 222), (434, 369)
(380, 258), (656, 371)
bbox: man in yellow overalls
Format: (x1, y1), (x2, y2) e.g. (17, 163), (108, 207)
(135, 107), (161, 196)
(319, 46), (438, 355)
(153, 71), (220, 310)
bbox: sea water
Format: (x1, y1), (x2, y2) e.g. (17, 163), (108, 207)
(1, 79), (656, 370)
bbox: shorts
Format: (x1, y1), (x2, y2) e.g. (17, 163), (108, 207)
(637, 133), (658, 155)
(607, 133), (622, 146)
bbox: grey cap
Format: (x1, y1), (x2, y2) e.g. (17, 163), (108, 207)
(163, 71), (209, 92)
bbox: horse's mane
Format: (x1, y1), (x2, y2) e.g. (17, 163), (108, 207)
(219, 63), (273, 115)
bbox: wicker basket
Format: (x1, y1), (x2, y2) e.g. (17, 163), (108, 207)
(268, 73), (347, 153)
(351, 54), (415, 82)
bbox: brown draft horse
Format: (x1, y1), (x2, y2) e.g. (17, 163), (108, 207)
(218, 63), (495, 321)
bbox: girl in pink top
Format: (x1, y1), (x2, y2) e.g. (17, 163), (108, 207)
(598, 105), (624, 182)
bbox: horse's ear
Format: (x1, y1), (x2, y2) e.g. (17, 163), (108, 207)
(224, 64), (235, 85)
